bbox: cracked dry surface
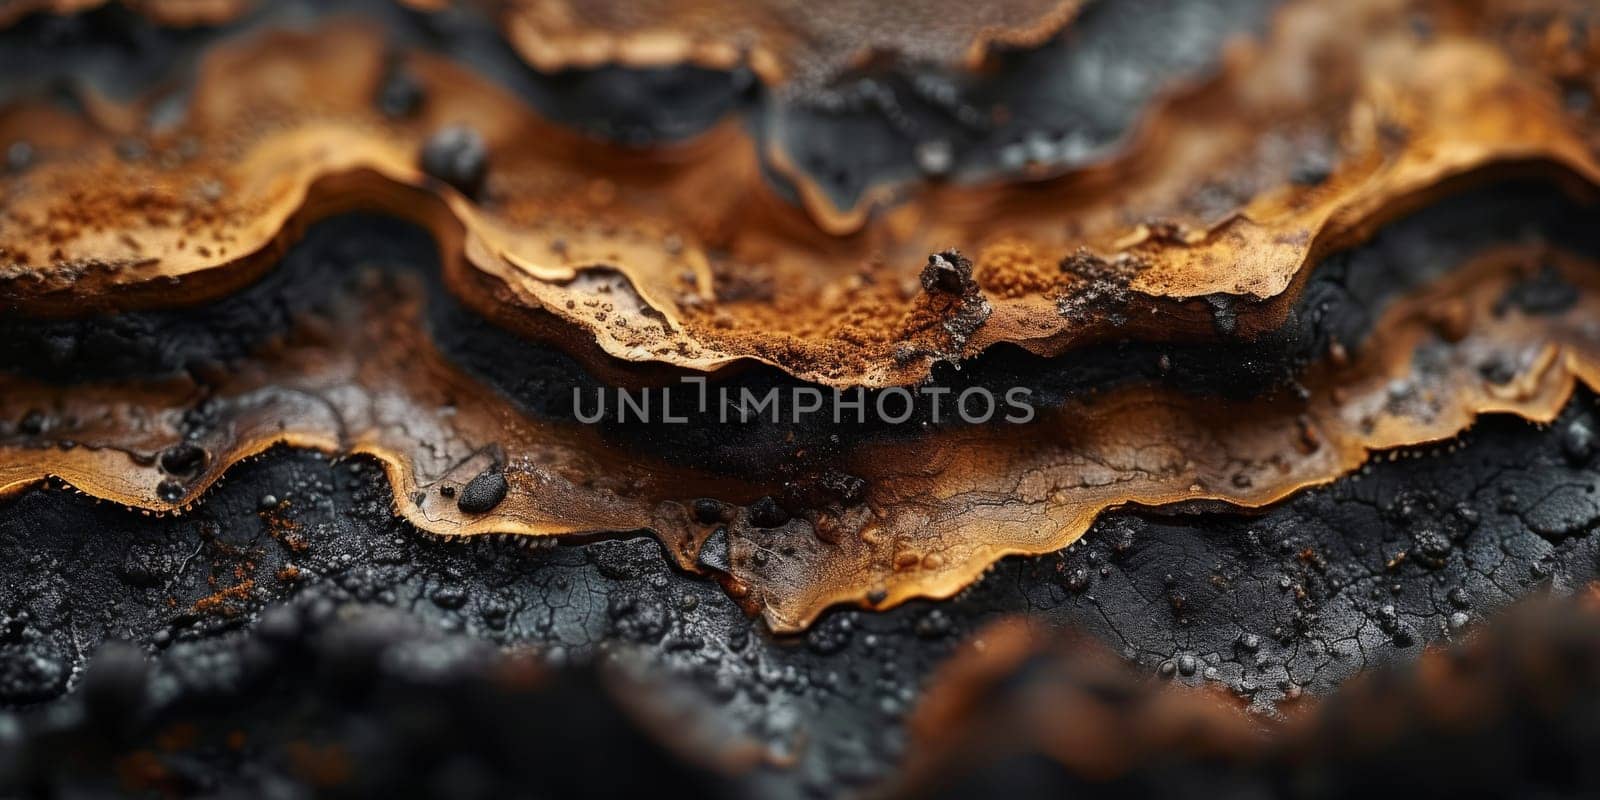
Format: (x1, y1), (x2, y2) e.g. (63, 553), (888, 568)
(2, 0), (1599, 386)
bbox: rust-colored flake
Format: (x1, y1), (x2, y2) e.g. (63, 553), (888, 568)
(3, 247), (1596, 631)
(718, 249), (1600, 627)
(2, 1), (1597, 387)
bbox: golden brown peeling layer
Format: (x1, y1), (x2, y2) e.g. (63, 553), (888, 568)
(728, 249), (1600, 628)
(2, 246), (1596, 631)
(1, 1), (1597, 388)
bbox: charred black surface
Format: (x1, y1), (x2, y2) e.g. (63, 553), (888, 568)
(2, 391), (1599, 796)
(0, 450), (945, 798)
(1016, 396), (1600, 704)
(4, 603), (739, 798)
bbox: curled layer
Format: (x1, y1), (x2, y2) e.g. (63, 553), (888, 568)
(2, 244), (1596, 631)
(1, 0), (1597, 387)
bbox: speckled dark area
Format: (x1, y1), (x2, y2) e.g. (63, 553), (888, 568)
(2, 390), (1599, 796)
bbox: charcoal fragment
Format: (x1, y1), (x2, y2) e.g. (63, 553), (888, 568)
(457, 469), (508, 514)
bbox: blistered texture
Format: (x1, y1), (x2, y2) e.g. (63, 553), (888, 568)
(4, 396), (1600, 795)
(893, 592), (1600, 798)
(481, 0), (1082, 90)
(2, 0), (1598, 387)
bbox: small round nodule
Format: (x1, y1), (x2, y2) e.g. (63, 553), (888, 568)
(913, 140), (953, 177)
(420, 125), (489, 198)
(158, 442), (207, 476)
(457, 469), (508, 514)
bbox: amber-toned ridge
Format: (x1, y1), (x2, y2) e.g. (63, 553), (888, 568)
(2, 0), (1597, 388)
(3, 246), (1597, 631)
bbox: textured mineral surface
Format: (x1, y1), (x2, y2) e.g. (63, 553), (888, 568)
(2, 0), (1600, 797)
